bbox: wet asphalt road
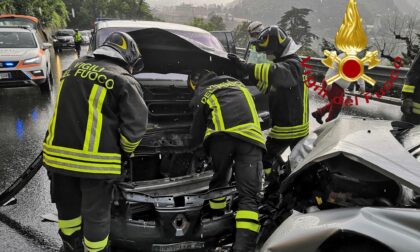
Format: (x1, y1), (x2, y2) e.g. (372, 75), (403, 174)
(0, 47), (403, 251)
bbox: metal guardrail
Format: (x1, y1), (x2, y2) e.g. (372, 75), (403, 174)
(236, 47), (409, 106)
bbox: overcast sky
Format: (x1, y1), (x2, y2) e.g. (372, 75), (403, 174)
(147, 0), (236, 7)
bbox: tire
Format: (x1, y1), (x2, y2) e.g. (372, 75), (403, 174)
(40, 72), (53, 93)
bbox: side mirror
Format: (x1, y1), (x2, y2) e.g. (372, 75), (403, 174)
(42, 43), (53, 50)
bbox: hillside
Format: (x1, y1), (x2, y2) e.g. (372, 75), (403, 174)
(228, 0), (399, 39)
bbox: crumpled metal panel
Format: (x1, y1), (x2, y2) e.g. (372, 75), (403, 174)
(261, 207), (420, 252)
(286, 117), (420, 193)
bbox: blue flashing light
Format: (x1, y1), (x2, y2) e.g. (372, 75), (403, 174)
(3, 62), (16, 68)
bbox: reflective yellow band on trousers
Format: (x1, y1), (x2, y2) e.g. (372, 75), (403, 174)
(413, 102), (420, 115)
(120, 134), (141, 153)
(236, 221), (261, 233)
(236, 210), (259, 221)
(402, 84), (415, 94)
(84, 235), (109, 252)
(84, 84), (107, 152)
(210, 197), (227, 210)
(59, 216), (82, 236)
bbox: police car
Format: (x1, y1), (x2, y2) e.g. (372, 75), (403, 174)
(0, 26), (53, 92)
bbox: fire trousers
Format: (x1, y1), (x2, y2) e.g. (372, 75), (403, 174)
(206, 134), (263, 252)
(50, 172), (114, 251)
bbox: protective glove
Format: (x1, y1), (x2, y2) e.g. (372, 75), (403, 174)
(401, 98), (414, 114)
(228, 53), (250, 73)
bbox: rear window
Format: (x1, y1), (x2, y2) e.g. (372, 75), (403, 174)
(56, 30), (75, 36)
(0, 18), (36, 29)
(0, 32), (37, 48)
(96, 27), (225, 52)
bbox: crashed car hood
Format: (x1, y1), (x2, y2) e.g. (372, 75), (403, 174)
(0, 48), (39, 61)
(286, 118), (420, 193)
(128, 28), (238, 76)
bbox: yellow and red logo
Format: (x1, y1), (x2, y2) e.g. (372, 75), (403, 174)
(322, 0), (380, 86)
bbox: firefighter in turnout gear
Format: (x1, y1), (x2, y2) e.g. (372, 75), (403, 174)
(189, 70), (265, 252)
(401, 54), (420, 125)
(43, 32), (148, 252)
(230, 25), (309, 177)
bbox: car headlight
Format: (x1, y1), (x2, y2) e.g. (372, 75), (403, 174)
(23, 57), (41, 65)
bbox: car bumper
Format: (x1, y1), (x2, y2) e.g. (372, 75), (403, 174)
(54, 42), (75, 48)
(111, 172), (237, 251)
(0, 68), (47, 88)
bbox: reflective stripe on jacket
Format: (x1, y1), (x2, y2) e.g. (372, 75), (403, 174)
(190, 76), (266, 150)
(249, 55), (309, 140)
(43, 56), (148, 178)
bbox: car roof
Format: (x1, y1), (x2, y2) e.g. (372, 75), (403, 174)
(96, 20), (209, 34)
(0, 14), (39, 23)
(0, 27), (33, 33)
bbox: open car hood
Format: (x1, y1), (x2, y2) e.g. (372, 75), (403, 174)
(128, 28), (238, 76)
(286, 118), (420, 193)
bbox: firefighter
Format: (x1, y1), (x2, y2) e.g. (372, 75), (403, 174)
(312, 53), (365, 124)
(230, 25), (309, 178)
(188, 70), (265, 252)
(43, 32), (148, 252)
(401, 54), (420, 125)
(248, 21), (265, 40)
(74, 29), (82, 58)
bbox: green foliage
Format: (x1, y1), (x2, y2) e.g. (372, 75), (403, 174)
(64, 0), (154, 29)
(278, 7), (318, 49)
(189, 15), (226, 31)
(233, 21), (251, 48)
(0, 0), (15, 13)
(0, 0), (69, 28)
(320, 38), (338, 53)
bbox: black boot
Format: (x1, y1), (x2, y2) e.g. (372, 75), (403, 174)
(59, 230), (84, 252)
(233, 229), (258, 252)
(311, 111), (324, 124)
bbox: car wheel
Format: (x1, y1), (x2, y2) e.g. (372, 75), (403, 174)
(40, 72), (53, 93)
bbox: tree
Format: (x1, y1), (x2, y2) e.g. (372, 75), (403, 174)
(190, 17), (212, 31)
(208, 15), (225, 31)
(233, 21), (251, 48)
(0, 0), (15, 14)
(4, 0), (69, 28)
(320, 38), (339, 53)
(64, 0), (154, 29)
(278, 7), (318, 49)
(373, 13), (420, 64)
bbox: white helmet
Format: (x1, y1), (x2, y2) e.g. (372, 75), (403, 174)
(248, 21), (265, 38)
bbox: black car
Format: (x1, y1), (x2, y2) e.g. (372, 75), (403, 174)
(52, 29), (75, 53)
(89, 20), (269, 251)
